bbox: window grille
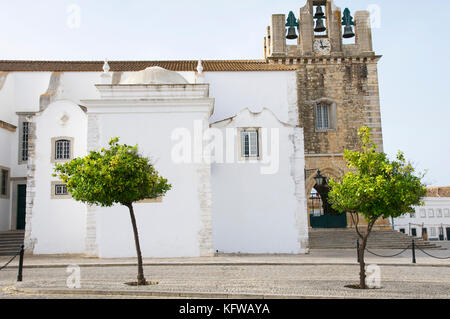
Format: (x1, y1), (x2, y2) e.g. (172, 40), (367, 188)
(316, 103), (330, 130)
(241, 130), (259, 158)
(55, 184), (68, 195)
(55, 140), (71, 160)
(21, 122), (29, 162)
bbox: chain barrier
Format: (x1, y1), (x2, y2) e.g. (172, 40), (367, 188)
(365, 245), (412, 258)
(0, 249), (21, 271)
(416, 247), (450, 260)
(0, 245), (25, 281)
(357, 239), (450, 263)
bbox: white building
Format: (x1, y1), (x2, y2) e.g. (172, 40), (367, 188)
(0, 62), (309, 257)
(393, 188), (450, 241)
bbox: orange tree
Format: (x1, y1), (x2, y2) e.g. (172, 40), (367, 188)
(54, 137), (171, 285)
(328, 127), (426, 289)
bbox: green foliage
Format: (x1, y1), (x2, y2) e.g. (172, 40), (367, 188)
(53, 137), (171, 207)
(328, 127), (427, 223)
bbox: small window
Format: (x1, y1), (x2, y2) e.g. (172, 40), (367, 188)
(51, 181), (71, 199)
(399, 229), (405, 234)
(51, 137), (73, 163)
(428, 209), (434, 218)
(436, 209), (443, 218)
(444, 209), (450, 217)
(55, 140), (70, 160)
(411, 228), (417, 237)
(0, 168), (9, 197)
(240, 129), (259, 158)
(55, 184), (68, 196)
(316, 103), (330, 130)
(20, 122), (29, 162)
(420, 209), (426, 218)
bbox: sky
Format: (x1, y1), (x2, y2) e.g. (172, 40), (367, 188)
(0, 0), (448, 186)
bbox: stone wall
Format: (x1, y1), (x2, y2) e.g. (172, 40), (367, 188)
(298, 58), (387, 228)
(297, 58), (383, 159)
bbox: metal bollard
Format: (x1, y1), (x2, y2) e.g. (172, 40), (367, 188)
(17, 245), (24, 282)
(412, 239), (416, 264)
(356, 239), (360, 263)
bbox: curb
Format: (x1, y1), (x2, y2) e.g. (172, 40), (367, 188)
(10, 287), (371, 299)
(1, 262), (449, 269)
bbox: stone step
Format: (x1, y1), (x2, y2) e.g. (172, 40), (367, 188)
(0, 251), (21, 257)
(0, 231), (25, 256)
(309, 229), (443, 249)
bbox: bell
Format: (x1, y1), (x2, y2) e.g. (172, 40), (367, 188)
(314, 5), (325, 19)
(286, 26), (298, 39)
(343, 25), (355, 38)
(314, 18), (326, 33)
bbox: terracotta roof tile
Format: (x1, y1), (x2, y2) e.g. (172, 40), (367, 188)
(426, 187), (450, 198)
(0, 60), (298, 72)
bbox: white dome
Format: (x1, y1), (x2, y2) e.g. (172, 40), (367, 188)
(121, 66), (188, 85)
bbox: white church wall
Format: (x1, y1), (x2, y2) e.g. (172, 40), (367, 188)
(29, 100), (87, 254)
(211, 108), (308, 254)
(83, 82), (215, 258)
(13, 73), (52, 113)
(205, 71), (296, 124)
(91, 112), (208, 258)
(57, 72), (102, 103)
(0, 128), (13, 231)
(0, 73), (17, 125)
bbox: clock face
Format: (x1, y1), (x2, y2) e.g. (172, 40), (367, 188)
(314, 39), (331, 55)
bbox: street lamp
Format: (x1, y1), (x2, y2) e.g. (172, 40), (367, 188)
(314, 170), (326, 187)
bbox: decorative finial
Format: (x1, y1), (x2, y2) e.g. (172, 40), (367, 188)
(103, 59), (110, 73)
(197, 60), (204, 74)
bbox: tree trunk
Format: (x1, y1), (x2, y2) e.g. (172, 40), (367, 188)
(127, 203), (147, 285)
(357, 221), (376, 289)
(359, 236), (368, 289)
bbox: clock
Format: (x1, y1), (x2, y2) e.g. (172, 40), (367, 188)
(313, 39), (331, 55)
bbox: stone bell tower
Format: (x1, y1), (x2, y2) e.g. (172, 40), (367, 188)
(264, 0), (387, 229)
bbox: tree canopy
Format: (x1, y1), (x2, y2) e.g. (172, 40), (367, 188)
(329, 126), (427, 223)
(53, 137), (171, 207)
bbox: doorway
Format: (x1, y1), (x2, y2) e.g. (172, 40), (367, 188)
(16, 184), (26, 230)
(308, 188), (347, 228)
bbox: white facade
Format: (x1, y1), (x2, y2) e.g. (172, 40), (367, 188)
(0, 65), (309, 257)
(211, 109), (308, 254)
(393, 198), (450, 241)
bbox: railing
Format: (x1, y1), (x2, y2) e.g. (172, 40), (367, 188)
(0, 245), (25, 281)
(357, 239), (450, 264)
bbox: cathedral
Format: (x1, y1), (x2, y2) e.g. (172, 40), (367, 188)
(0, 0), (385, 258)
